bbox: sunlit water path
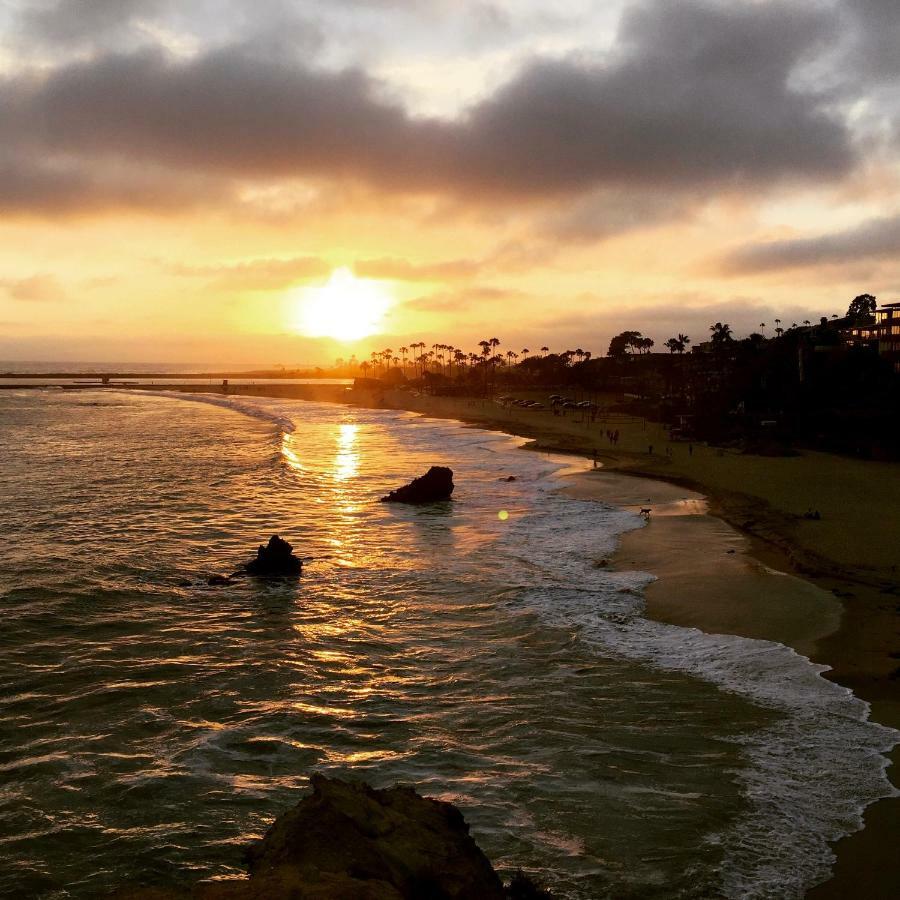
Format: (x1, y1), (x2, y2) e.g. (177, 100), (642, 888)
(0, 390), (895, 899)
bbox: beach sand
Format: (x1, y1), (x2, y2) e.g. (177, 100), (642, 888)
(566, 471), (843, 660)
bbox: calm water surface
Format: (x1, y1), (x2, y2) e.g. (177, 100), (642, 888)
(0, 390), (895, 899)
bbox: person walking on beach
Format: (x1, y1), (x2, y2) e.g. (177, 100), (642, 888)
(688, 444), (693, 457)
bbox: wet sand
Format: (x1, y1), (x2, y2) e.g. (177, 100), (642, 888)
(566, 471), (843, 660)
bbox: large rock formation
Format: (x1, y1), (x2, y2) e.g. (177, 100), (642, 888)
(243, 535), (303, 577)
(380, 467), (454, 504)
(245, 775), (505, 898)
(111, 776), (550, 899)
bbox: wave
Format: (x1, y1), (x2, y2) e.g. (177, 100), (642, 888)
(129, 390), (297, 435)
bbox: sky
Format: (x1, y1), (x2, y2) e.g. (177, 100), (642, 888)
(1, 0), (899, 366)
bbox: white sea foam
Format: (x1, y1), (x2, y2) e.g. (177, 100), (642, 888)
(140, 390), (297, 434)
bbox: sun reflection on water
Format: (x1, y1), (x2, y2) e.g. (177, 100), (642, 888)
(334, 422), (359, 482)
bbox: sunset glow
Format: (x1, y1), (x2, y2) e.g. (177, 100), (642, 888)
(293, 269), (392, 342)
(2, 0), (899, 366)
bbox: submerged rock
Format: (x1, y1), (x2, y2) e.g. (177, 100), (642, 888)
(380, 466), (454, 504)
(243, 535), (303, 577)
(206, 574), (234, 586)
(111, 776), (550, 899)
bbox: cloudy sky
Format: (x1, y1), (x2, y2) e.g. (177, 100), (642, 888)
(1, 0), (899, 365)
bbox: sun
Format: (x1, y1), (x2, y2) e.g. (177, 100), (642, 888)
(292, 267), (392, 341)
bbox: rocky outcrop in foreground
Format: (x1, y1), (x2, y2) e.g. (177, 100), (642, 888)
(112, 776), (550, 899)
(380, 467), (454, 504)
(243, 535), (303, 577)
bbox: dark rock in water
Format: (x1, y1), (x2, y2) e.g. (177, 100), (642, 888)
(500, 475), (517, 482)
(206, 574), (234, 586)
(380, 466), (454, 504)
(244, 535), (303, 577)
(110, 775), (549, 899)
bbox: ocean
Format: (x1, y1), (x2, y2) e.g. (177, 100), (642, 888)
(0, 389), (896, 899)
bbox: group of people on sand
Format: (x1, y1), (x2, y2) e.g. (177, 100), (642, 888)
(604, 429), (620, 446)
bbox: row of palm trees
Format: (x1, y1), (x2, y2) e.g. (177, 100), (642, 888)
(350, 316), (829, 378)
(358, 338), (559, 379)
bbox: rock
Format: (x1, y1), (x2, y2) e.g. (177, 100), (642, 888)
(244, 775), (506, 899)
(243, 535), (303, 577)
(507, 871), (554, 900)
(380, 466), (454, 504)
(111, 776), (525, 899)
(500, 475), (517, 482)
(206, 574), (234, 586)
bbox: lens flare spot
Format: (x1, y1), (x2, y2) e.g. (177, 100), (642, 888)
(498, 509), (509, 521)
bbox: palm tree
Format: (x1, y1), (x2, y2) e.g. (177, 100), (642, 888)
(759, 322), (766, 335)
(540, 346), (549, 355)
(665, 338), (680, 353)
(709, 322), (733, 348)
(521, 348), (530, 361)
(677, 333), (690, 352)
(399, 346), (408, 371)
(360, 360), (371, 377)
(410, 342), (425, 377)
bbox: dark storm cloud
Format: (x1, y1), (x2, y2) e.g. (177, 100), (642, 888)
(0, 0), (857, 212)
(844, 0), (900, 78)
(22, 0), (167, 45)
(0, 154), (219, 214)
(721, 213), (900, 273)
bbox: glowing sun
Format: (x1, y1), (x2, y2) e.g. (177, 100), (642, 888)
(293, 267), (391, 341)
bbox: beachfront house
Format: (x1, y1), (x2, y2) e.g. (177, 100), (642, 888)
(842, 301), (900, 370)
